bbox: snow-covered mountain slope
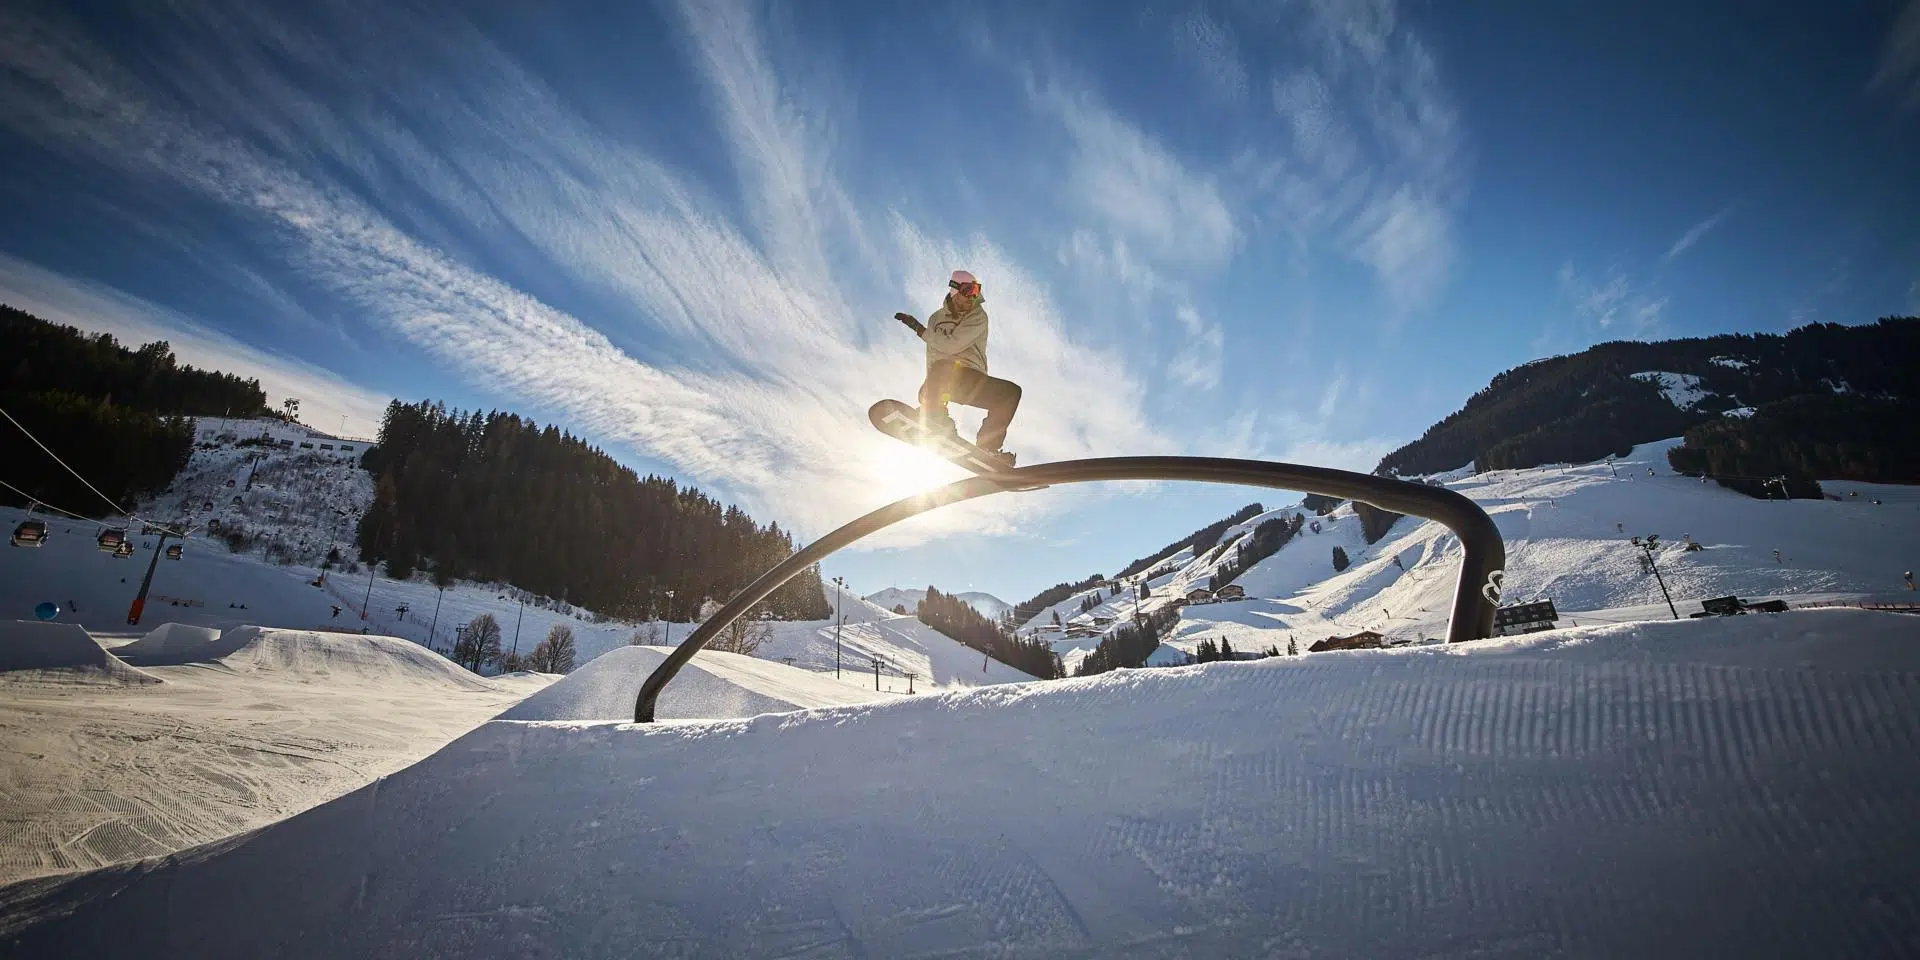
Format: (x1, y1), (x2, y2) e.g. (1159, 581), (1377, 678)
(137, 417), (373, 567)
(9, 609), (1919, 956)
(0, 624), (546, 887)
(863, 586), (1010, 619)
(1, 505), (1034, 695)
(1017, 438), (1920, 667)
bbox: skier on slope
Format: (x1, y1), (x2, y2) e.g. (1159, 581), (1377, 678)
(894, 269), (1022, 468)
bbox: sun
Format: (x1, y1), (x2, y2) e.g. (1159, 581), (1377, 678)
(863, 436), (973, 500)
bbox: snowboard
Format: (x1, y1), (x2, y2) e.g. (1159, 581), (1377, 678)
(868, 399), (1033, 481)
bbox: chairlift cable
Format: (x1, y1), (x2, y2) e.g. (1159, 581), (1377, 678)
(0, 405), (193, 538)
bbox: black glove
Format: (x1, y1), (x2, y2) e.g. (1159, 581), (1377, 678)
(895, 312), (925, 335)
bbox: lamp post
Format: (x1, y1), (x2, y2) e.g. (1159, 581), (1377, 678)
(664, 589), (675, 647)
(831, 576), (846, 678)
(1630, 534), (1680, 620)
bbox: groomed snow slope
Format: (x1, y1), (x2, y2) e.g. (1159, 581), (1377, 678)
(0, 621), (158, 686)
(0, 627), (548, 886)
(500, 645), (890, 721)
(7, 609), (1918, 956)
(1150, 438), (1920, 660)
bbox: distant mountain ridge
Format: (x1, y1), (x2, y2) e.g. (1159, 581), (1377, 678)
(1377, 317), (1920, 477)
(865, 587), (1010, 620)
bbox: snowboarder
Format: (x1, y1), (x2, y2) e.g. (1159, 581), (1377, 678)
(894, 270), (1022, 468)
(1905, 571), (1914, 591)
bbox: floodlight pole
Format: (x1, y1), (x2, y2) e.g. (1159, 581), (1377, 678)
(831, 576), (846, 678)
(1633, 536), (1680, 620)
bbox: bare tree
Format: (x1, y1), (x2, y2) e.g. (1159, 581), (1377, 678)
(451, 614), (503, 673)
(706, 604), (774, 656)
(525, 624), (578, 673)
(629, 622), (661, 646)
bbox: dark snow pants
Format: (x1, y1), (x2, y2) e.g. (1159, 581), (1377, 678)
(919, 361), (1022, 452)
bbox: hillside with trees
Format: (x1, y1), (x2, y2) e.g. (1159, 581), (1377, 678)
(1666, 395), (1920, 494)
(1115, 502), (1266, 579)
(1377, 316), (1920, 477)
(916, 587), (1061, 678)
(1, 305), (270, 511)
(355, 399), (831, 623)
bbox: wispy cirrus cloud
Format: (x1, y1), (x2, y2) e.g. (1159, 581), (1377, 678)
(1032, 82), (1240, 271)
(1167, 305), (1224, 390)
(0, 253), (392, 437)
(1557, 261), (1667, 333)
(1664, 204), (1737, 261)
(1170, 7), (1250, 103)
(0, 0), (1175, 541)
(1253, 0), (1467, 315)
(1871, 0), (1920, 112)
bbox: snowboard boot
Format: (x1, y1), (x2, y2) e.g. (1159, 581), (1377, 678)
(919, 408), (960, 438)
(977, 447), (1017, 470)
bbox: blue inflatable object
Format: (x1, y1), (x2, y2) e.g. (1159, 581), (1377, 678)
(34, 601), (59, 621)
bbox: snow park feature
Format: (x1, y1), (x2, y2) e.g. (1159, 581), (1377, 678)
(634, 455), (1508, 721)
(0, 620), (159, 686)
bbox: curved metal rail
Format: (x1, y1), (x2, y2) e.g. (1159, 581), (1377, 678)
(635, 456), (1505, 722)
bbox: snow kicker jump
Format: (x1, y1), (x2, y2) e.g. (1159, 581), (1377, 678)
(635, 457), (1506, 722)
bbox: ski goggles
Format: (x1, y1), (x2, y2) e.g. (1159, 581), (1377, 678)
(948, 279), (982, 298)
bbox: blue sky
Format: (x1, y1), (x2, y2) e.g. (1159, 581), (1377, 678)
(3, 0), (1917, 604)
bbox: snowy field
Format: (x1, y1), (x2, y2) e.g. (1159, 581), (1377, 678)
(0, 624), (550, 886)
(4, 608), (1918, 956)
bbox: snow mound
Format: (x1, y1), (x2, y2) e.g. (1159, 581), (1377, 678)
(0, 621), (160, 685)
(500, 645), (888, 721)
(116, 625), (497, 691)
(8, 611), (1920, 956)
(111, 622), (222, 659)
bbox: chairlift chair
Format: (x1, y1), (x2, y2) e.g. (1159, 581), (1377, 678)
(97, 526), (128, 552)
(10, 519), (48, 547)
(111, 539), (136, 559)
(166, 543), (183, 560)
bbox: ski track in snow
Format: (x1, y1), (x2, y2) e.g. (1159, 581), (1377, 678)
(4, 610), (1919, 956)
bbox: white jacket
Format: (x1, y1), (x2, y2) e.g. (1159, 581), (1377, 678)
(923, 299), (989, 374)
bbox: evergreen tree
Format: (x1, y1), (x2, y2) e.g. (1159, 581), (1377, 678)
(355, 399), (831, 621)
(1377, 316), (1920, 476)
(1353, 501), (1404, 544)
(1332, 546), (1350, 572)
